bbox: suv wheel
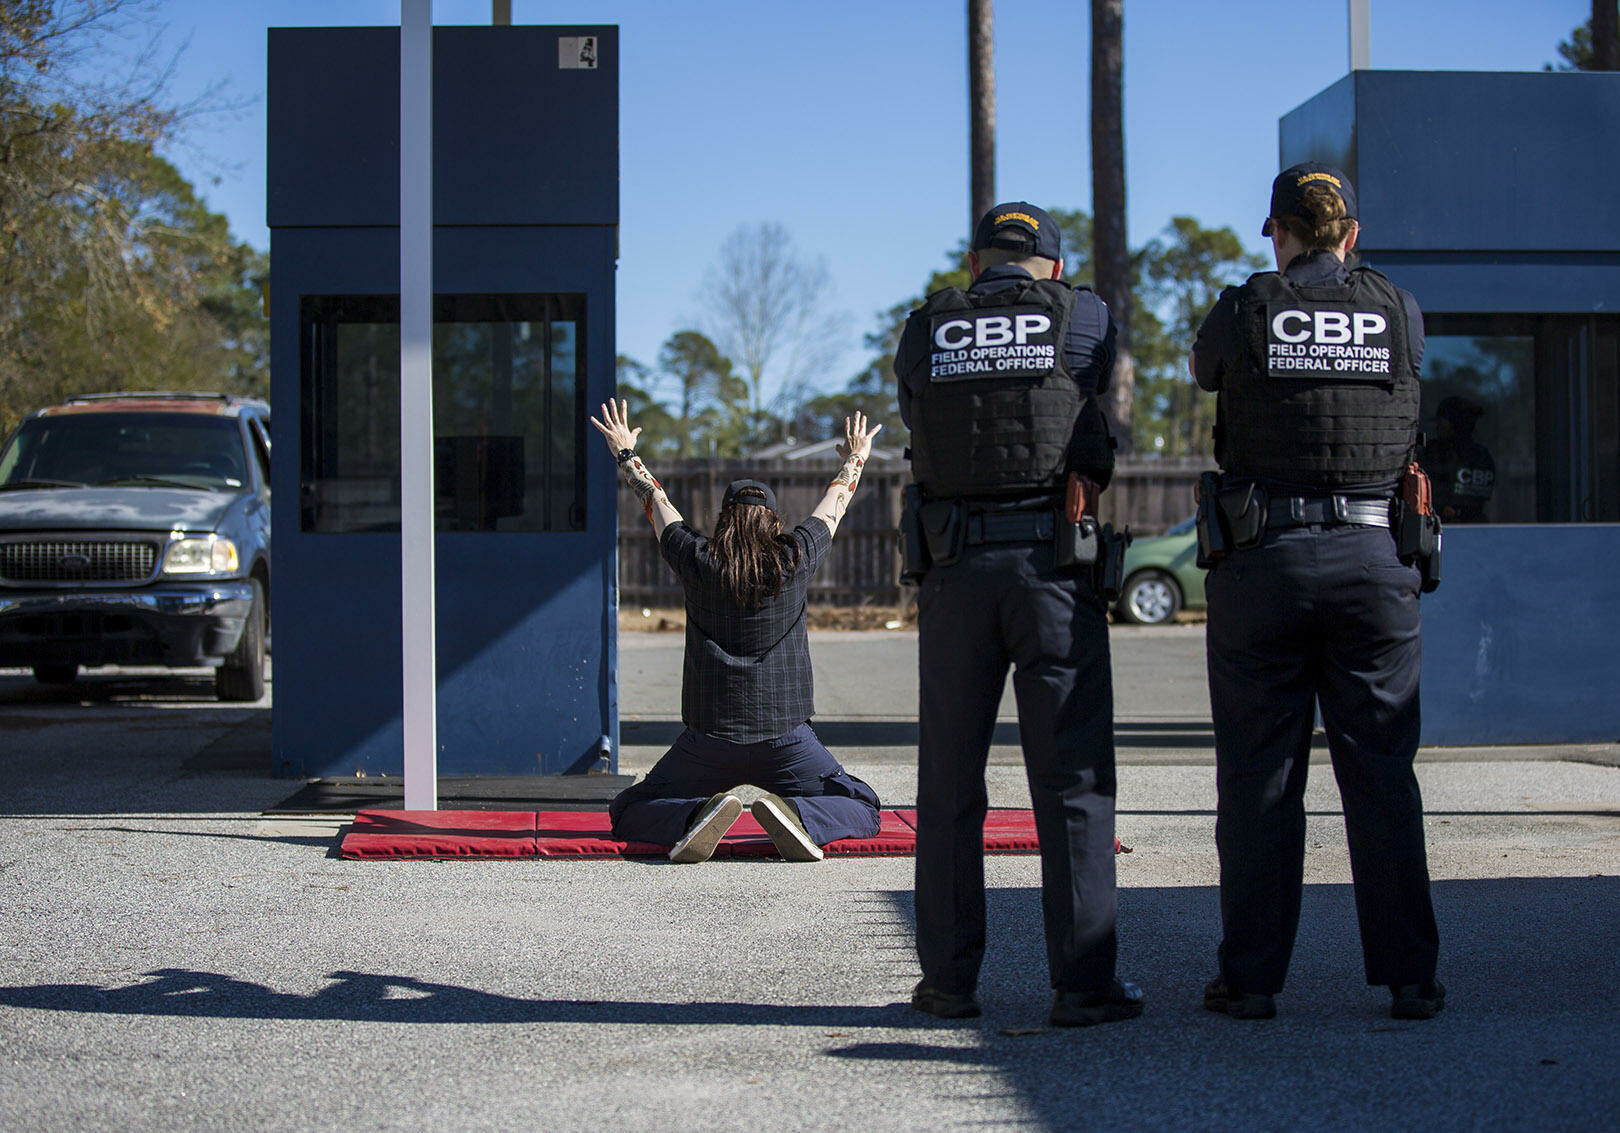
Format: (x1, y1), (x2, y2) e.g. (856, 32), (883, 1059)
(33, 663), (78, 685)
(216, 578), (266, 702)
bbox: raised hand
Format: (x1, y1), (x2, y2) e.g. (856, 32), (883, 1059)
(836, 411), (883, 463)
(828, 412), (881, 503)
(589, 399), (642, 455)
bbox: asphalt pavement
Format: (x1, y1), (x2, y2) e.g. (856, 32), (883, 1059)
(2, 628), (1618, 1132)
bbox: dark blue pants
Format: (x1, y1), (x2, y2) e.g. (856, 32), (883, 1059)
(915, 541), (1119, 995)
(608, 723), (882, 847)
(1206, 523), (1439, 994)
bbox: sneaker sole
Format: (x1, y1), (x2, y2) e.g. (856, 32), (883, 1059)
(668, 796), (743, 863)
(751, 797), (825, 862)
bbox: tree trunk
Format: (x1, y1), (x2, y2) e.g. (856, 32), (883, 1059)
(1090, 0), (1133, 454)
(968, 0), (996, 234)
(1596, 0), (1620, 70)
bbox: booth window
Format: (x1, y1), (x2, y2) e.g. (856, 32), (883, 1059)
(299, 294), (586, 533)
(1421, 314), (1619, 524)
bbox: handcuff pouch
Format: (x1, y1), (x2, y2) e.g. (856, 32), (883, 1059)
(1093, 523), (1132, 601)
(919, 498), (965, 568)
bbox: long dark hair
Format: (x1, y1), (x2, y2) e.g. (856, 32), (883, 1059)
(711, 489), (802, 608)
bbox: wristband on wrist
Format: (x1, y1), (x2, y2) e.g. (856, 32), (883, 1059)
(616, 450), (662, 518)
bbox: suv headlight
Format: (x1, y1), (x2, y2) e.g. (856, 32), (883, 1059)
(162, 534), (240, 575)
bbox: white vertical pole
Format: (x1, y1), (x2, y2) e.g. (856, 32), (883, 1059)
(400, 0), (437, 811)
(1348, 0), (1371, 71)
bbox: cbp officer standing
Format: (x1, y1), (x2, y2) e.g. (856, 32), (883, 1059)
(1425, 395), (1495, 523)
(894, 202), (1141, 1027)
(1191, 163), (1444, 1021)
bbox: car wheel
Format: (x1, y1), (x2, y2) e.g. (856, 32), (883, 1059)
(1117, 570), (1182, 626)
(216, 578), (266, 702)
(33, 663), (78, 685)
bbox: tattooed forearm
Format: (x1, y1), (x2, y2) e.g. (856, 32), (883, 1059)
(808, 414), (879, 540)
(825, 491), (851, 524)
(617, 450), (664, 519)
(817, 455), (863, 528)
(829, 454), (864, 493)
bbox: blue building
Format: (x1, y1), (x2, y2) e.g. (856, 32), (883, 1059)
(266, 26), (621, 777)
(1281, 70), (1620, 743)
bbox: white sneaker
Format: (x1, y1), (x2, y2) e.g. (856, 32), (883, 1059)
(668, 793), (743, 863)
(751, 793), (825, 862)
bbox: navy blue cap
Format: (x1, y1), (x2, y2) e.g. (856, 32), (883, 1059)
(1263, 162), (1358, 237)
(972, 202), (1062, 260)
(722, 479), (777, 512)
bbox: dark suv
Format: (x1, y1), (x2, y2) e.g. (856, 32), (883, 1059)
(0, 393), (272, 701)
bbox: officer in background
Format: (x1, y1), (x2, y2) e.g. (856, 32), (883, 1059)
(894, 202), (1142, 1027)
(1425, 394), (1496, 523)
(1190, 163), (1444, 1021)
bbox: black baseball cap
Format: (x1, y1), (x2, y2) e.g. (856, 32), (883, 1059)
(722, 479), (777, 512)
(972, 201), (1062, 260)
(1263, 162), (1359, 237)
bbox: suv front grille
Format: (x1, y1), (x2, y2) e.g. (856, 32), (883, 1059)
(0, 540), (160, 584)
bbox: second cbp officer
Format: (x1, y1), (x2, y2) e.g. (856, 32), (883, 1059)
(895, 202), (1141, 1027)
(1190, 162), (1444, 1021)
(1425, 395), (1495, 523)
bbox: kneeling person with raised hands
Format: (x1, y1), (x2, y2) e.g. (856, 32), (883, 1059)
(591, 400), (885, 863)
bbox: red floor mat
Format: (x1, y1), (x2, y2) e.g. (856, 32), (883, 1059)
(340, 807), (1046, 860)
(342, 810), (537, 858)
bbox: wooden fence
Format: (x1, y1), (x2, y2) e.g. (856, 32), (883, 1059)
(617, 458), (1208, 607)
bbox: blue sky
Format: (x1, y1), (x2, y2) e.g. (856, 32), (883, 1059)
(152, 0), (1588, 404)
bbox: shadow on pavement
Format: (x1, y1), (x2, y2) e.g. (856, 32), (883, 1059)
(0, 668), (233, 706)
(853, 874), (1620, 1128)
(0, 968), (910, 1026)
(21, 820), (347, 851)
(0, 690), (281, 815)
(3, 877), (1615, 1129)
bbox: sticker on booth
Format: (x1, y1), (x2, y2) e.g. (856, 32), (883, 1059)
(559, 36), (598, 69)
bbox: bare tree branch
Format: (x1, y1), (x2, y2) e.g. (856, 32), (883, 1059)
(699, 221), (844, 437)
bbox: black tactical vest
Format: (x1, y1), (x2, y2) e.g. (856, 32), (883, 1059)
(1220, 267), (1419, 486)
(905, 279), (1113, 499)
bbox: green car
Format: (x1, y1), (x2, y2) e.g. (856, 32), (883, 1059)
(1113, 515), (1205, 625)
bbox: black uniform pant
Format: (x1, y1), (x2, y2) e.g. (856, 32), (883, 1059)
(1206, 523), (1439, 995)
(915, 541), (1118, 994)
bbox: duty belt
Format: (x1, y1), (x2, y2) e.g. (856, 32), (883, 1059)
(1267, 495), (1393, 529)
(965, 509), (1056, 545)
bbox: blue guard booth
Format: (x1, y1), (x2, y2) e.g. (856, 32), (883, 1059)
(1281, 70), (1620, 744)
(266, 26), (620, 777)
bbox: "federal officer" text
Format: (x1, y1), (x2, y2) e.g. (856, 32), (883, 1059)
(933, 313), (1052, 350)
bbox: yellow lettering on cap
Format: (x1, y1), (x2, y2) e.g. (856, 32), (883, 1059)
(995, 211), (1040, 229)
(1296, 171), (1342, 189)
